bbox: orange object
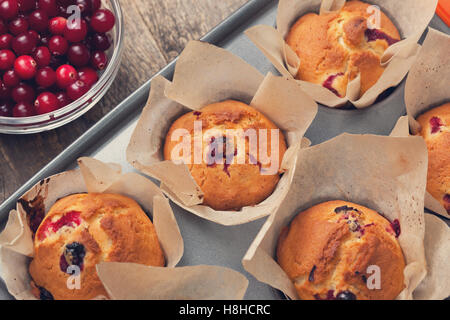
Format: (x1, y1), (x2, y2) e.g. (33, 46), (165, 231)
(437, 0), (450, 27)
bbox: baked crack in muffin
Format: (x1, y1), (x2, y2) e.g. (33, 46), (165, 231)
(416, 103), (450, 214)
(277, 201), (405, 300)
(286, 0), (400, 97)
(29, 193), (165, 300)
(164, 100), (287, 211)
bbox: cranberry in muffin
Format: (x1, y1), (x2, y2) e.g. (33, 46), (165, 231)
(416, 103), (450, 214)
(29, 193), (165, 300)
(277, 201), (405, 300)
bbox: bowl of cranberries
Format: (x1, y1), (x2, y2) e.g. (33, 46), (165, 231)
(0, 0), (123, 134)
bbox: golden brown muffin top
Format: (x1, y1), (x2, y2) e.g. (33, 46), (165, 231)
(286, 0), (400, 98)
(277, 200), (405, 300)
(29, 193), (165, 300)
(164, 100), (287, 211)
(416, 103), (450, 214)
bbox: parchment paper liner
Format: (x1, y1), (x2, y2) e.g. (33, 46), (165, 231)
(391, 28), (450, 219)
(127, 40), (318, 226)
(245, 0), (438, 108)
(0, 157), (248, 300)
(243, 133), (450, 300)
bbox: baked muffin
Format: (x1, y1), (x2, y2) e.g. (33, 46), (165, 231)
(416, 103), (450, 214)
(277, 200), (405, 300)
(164, 100), (287, 211)
(286, 0), (400, 97)
(29, 193), (165, 300)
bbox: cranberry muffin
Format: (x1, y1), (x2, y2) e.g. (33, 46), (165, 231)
(29, 193), (165, 300)
(277, 201), (405, 300)
(416, 103), (450, 214)
(164, 100), (287, 211)
(286, 0), (400, 97)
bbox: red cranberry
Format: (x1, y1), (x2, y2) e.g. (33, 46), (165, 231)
(91, 32), (111, 51)
(55, 91), (71, 107)
(35, 91), (59, 114)
(75, 0), (100, 16)
(90, 50), (107, 70)
(0, 19), (7, 34)
(78, 66), (97, 87)
(0, 49), (16, 70)
(38, 211), (82, 240)
(12, 32), (38, 55)
(35, 66), (56, 87)
(388, 219), (401, 238)
(38, 0), (58, 17)
(0, 0), (19, 20)
(29, 9), (49, 32)
(0, 34), (13, 49)
(13, 101), (35, 117)
(8, 16), (29, 35)
(59, 253), (69, 274)
(27, 29), (40, 43)
(365, 29), (399, 46)
(64, 18), (87, 42)
(49, 16), (66, 35)
(430, 116), (443, 134)
(0, 0), (113, 117)
(12, 82), (35, 102)
(66, 79), (88, 100)
(33, 46), (51, 66)
(17, 0), (35, 13)
(3, 69), (20, 87)
(0, 100), (14, 116)
(323, 73), (344, 97)
(48, 34), (68, 55)
(0, 81), (11, 99)
(67, 43), (90, 66)
(14, 55), (37, 79)
(444, 194), (450, 214)
(56, 63), (77, 88)
(90, 9), (115, 33)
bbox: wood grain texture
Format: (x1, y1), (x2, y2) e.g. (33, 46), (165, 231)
(0, 0), (246, 204)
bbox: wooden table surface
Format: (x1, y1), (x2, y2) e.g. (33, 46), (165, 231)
(0, 0), (247, 204)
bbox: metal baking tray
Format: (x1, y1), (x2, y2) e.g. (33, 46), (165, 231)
(0, 0), (449, 300)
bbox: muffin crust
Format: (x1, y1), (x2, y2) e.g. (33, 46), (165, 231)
(277, 200), (405, 300)
(29, 193), (165, 300)
(286, 0), (400, 97)
(164, 100), (287, 211)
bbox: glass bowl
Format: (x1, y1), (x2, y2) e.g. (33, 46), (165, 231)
(0, 0), (124, 134)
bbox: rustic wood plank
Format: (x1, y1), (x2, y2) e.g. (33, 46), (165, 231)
(137, 1), (246, 62)
(0, 0), (247, 204)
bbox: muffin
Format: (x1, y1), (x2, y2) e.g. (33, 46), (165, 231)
(277, 200), (405, 300)
(286, 0), (400, 97)
(416, 103), (450, 214)
(164, 100), (287, 211)
(29, 193), (165, 300)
